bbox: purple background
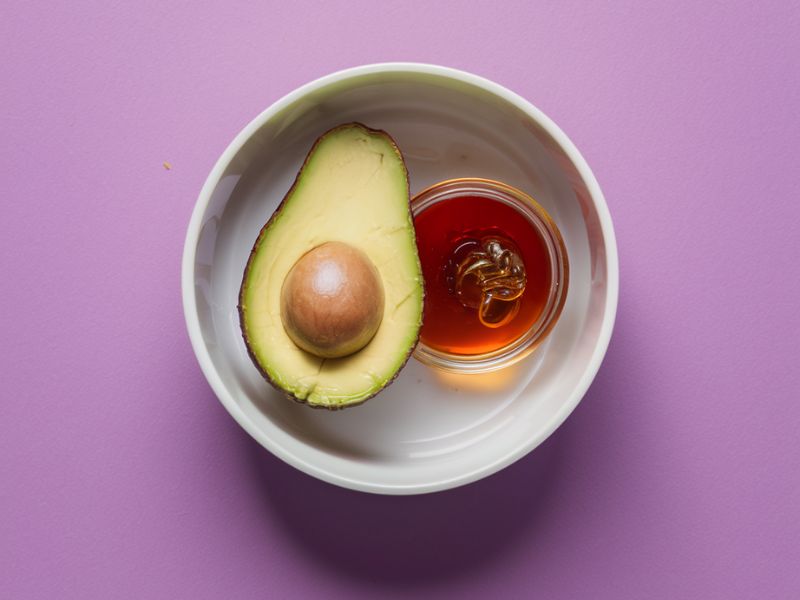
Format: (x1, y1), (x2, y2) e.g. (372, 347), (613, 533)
(2, 2), (799, 598)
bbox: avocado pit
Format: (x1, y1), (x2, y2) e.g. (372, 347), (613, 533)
(280, 241), (385, 358)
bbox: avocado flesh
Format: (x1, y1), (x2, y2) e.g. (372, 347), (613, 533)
(239, 124), (424, 409)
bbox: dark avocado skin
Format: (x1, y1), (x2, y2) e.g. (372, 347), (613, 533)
(237, 122), (424, 410)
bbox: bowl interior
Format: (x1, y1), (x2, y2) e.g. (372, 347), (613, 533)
(188, 67), (614, 493)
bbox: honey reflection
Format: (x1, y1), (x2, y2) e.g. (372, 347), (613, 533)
(430, 362), (523, 393)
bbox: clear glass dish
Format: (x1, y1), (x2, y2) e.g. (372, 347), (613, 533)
(411, 178), (569, 373)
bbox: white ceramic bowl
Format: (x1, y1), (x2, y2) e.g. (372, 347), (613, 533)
(182, 63), (618, 495)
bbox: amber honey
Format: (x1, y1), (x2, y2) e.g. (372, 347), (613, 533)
(414, 194), (553, 355)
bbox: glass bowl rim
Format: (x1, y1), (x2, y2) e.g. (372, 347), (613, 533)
(411, 177), (570, 373)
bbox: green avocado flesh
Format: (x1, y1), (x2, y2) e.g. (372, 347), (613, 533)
(239, 123), (424, 409)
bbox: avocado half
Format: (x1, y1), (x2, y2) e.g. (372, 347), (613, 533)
(238, 123), (424, 409)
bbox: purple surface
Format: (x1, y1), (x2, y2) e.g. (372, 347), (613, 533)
(2, 1), (799, 598)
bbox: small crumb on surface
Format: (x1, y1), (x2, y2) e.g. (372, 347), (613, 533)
(163, 161), (172, 170)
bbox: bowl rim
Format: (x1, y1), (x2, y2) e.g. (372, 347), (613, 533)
(181, 62), (619, 495)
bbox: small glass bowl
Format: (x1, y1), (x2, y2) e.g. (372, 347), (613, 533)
(411, 178), (569, 373)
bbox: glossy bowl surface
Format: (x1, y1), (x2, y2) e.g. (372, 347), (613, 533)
(182, 63), (619, 494)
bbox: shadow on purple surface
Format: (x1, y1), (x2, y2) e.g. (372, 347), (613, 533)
(235, 305), (629, 589)
(246, 421), (569, 588)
